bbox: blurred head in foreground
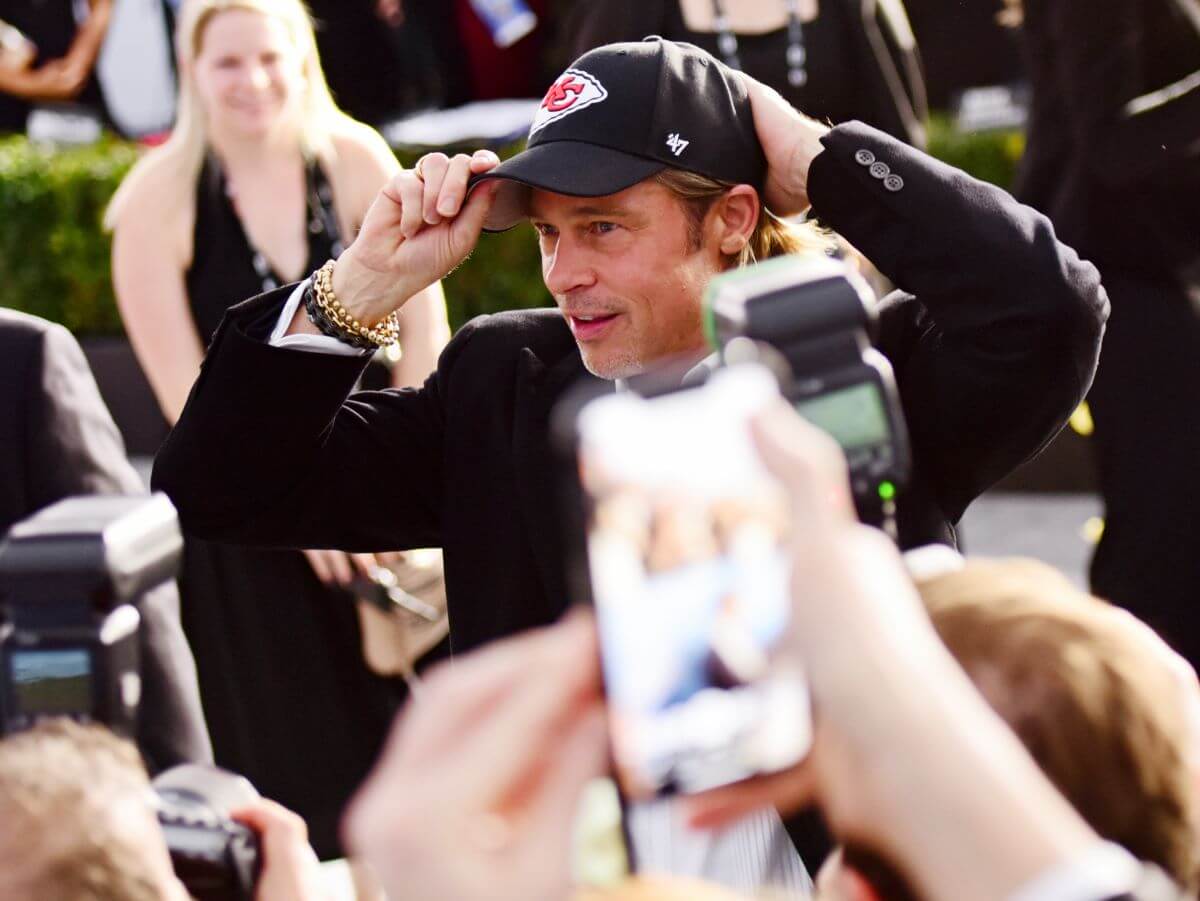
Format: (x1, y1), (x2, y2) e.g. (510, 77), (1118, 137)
(0, 718), (187, 901)
(819, 557), (1200, 899)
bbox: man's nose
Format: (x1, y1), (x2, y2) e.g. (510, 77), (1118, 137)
(542, 238), (596, 297)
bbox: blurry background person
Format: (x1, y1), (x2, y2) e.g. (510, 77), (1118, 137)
(563, 0), (927, 145)
(0, 0), (111, 134)
(104, 0), (451, 858)
(305, 0), (450, 121)
(1011, 0), (1200, 668)
(816, 557), (1200, 898)
(902, 0), (1023, 110)
(0, 718), (325, 901)
(0, 307), (211, 772)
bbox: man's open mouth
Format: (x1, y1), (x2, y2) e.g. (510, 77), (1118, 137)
(569, 313), (620, 340)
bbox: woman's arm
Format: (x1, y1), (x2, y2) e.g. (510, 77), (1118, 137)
(0, 0), (111, 102)
(64, 0), (112, 75)
(110, 180), (205, 426)
(333, 123), (452, 389)
(393, 281), (451, 389)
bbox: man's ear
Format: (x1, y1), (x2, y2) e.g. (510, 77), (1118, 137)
(709, 184), (760, 256)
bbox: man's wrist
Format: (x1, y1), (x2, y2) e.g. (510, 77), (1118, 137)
(787, 117), (829, 210)
(330, 251), (407, 330)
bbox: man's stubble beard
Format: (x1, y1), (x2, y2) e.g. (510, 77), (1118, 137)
(578, 344), (644, 381)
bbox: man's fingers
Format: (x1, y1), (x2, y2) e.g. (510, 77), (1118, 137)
(468, 149), (501, 174)
(230, 798), (310, 844)
(437, 154), (474, 218)
(418, 153), (450, 226)
(349, 553), (378, 578)
(377, 171), (428, 242)
(684, 762), (818, 829)
(751, 402), (854, 524)
(302, 548), (333, 583)
(446, 180), (501, 258)
(327, 551), (354, 585)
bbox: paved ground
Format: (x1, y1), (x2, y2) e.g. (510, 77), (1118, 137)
(958, 491), (1103, 588)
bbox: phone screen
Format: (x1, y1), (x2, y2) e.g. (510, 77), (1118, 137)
(576, 365), (810, 798)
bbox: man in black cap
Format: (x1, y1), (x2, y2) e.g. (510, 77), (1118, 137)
(154, 37), (1106, 886)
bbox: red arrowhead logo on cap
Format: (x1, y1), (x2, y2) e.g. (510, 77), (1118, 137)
(542, 75), (586, 112)
(530, 69), (609, 136)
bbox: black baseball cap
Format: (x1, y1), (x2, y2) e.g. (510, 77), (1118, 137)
(468, 37), (767, 232)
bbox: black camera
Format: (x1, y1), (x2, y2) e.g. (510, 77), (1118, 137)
(0, 496), (261, 900)
(153, 764), (263, 901)
(704, 256), (911, 526)
(0, 494), (180, 736)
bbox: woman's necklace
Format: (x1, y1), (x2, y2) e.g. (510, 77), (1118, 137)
(224, 159), (345, 294)
(709, 0), (808, 88)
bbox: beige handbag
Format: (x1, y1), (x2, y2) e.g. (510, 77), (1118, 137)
(356, 548), (449, 681)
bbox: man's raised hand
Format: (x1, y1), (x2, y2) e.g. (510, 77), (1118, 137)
(331, 150), (501, 328)
(738, 74), (829, 217)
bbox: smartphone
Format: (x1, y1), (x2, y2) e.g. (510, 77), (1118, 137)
(572, 363), (811, 798)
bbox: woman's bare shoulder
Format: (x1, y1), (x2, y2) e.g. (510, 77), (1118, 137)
(329, 120), (400, 182)
(111, 156), (194, 265)
(326, 121), (400, 229)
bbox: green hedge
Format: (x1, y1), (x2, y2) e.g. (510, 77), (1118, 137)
(0, 136), (137, 335)
(0, 121), (1023, 337)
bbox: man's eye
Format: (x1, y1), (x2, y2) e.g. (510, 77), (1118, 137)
(533, 223), (557, 238)
(591, 222), (618, 235)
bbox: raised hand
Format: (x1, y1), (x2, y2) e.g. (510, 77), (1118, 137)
(331, 150), (502, 328)
(738, 74), (829, 217)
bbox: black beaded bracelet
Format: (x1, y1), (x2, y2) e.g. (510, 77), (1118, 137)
(302, 280), (376, 350)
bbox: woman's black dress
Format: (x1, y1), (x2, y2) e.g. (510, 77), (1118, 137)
(564, 0), (920, 143)
(182, 157), (400, 859)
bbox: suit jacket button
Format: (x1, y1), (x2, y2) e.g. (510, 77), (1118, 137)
(884, 174), (905, 192)
(854, 149), (875, 166)
(869, 161), (891, 179)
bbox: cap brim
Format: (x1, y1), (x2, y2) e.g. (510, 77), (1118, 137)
(467, 141), (667, 232)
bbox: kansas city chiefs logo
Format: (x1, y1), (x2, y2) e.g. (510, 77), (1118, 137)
(530, 69), (608, 135)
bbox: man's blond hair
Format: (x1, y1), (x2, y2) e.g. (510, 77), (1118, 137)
(0, 719), (169, 900)
(653, 169), (836, 268)
(919, 559), (1200, 890)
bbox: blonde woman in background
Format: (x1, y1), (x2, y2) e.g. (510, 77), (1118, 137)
(107, 0), (449, 860)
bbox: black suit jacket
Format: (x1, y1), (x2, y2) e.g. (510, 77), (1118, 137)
(154, 122), (1108, 655)
(0, 310), (212, 770)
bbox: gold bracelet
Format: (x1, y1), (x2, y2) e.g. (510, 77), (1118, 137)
(312, 260), (400, 348)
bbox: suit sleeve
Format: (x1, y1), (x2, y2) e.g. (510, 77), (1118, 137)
(25, 321), (144, 509)
(1033, 0), (1200, 186)
(152, 286), (479, 553)
(808, 122), (1109, 521)
(18, 320), (212, 769)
